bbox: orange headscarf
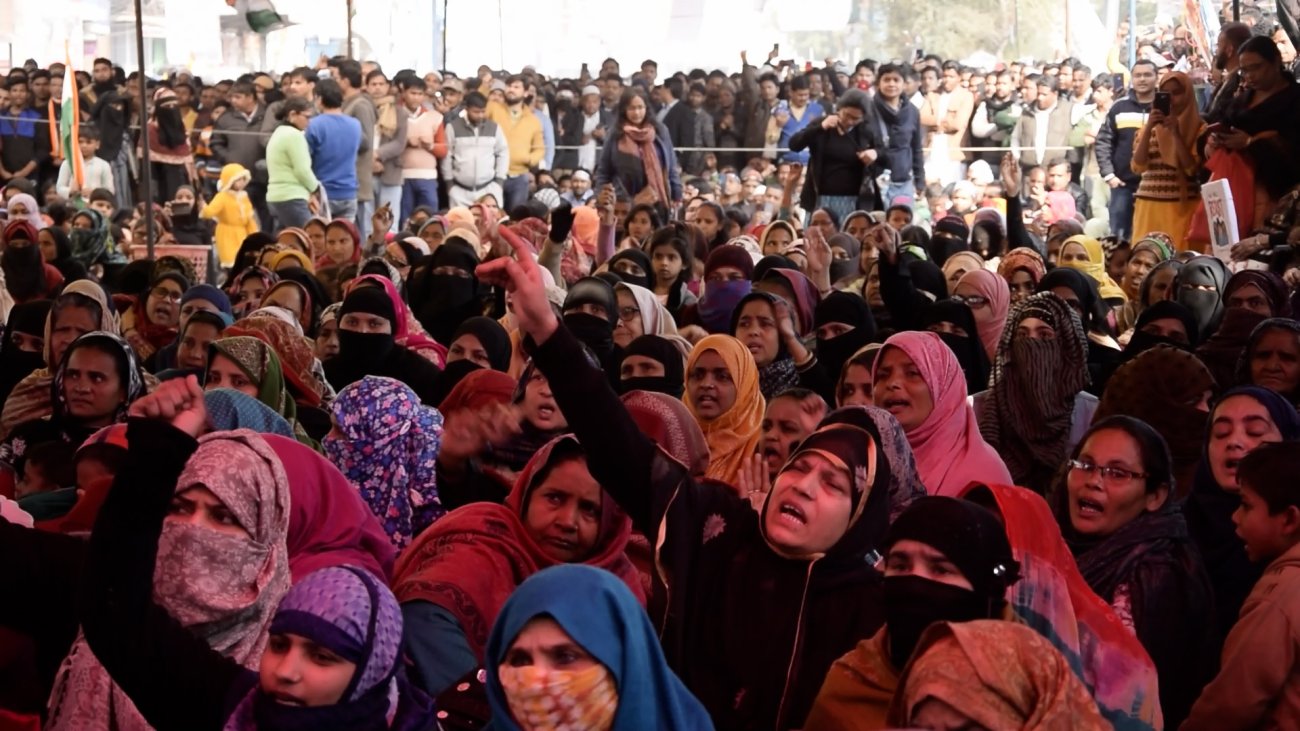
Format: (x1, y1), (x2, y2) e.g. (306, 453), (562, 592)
(1152, 71), (1204, 199)
(888, 620), (1110, 730)
(571, 206), (601, 256)
(683, 335), (765, 487)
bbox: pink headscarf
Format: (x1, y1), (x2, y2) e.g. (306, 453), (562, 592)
(873, 331), (1011, 496)
(956, 269), (1010, 359)
(346, 273), (447, 366)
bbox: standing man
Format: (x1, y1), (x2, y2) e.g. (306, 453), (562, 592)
(776, 75), (824, 167)
(575, 85), (610, 174)
(1205, 22), (1254, 124)
(487, 75), (544, 211)
(686, 82), (715, 176)
(261, 67), (316, 136)
(1011, 76), (1083, 183)
(367, 69), (407, 233)
(338, 60), (378, 239)
(0, 77), (49, 187)
(85, 58), (132, 207)
(919, 60), (975, 185)
(740, 48), (782, 165)
(399, 77), (446, 223)
(659, 77), (697, 161)
(872, 64), (925, 207)
(969, 69), (1021, 167)
(1095, 60), (1155, 239)
(305, 79), (365, 221)
(1077, 73), (1115, 221)
(443, 91), (509, 207)
(210, 81), (270, 230)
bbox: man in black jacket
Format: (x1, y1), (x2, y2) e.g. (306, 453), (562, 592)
(85, 58), (132, 208)
(872, 64), (925, 207)
(210, 81), (270, 229)
(1095, 59), (1155, 239)
(788, 88), (882, 221)
(658, 77), (698, 173)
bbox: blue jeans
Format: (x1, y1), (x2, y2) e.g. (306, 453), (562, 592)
(401, 179), (440, 225)
(268, 198), (311, 229)
(815, 195), (860, 226)
(502, 174), (530, 211)
(884, 180), (916, 208)
(1108, 183), (1136, 240)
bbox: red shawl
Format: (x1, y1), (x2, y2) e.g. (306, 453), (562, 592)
(315, 219), (363, 270)
(225, 317), (326, 408)
(438, 369), (516, 415)
(617, 123), (669, 206)
(391, 435), (643, 657)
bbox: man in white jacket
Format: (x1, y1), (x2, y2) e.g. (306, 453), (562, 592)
(441, 91), (510, 208)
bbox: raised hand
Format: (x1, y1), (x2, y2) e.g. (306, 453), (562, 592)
(737, 452), (771, 507)
(1000, 151), (1020, 193)
(128, 375), (208, 438)
(475, 228), (559, 344)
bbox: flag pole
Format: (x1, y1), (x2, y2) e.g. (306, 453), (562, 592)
(135, 0), (154, 259)
(346, 0), (354, 59)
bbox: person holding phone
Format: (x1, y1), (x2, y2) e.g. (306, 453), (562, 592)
(1130, 71), (1203, 251)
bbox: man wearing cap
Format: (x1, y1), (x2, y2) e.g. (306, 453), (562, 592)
(561, 169), (594, 206)
(439, 78), (466, 119)
(442, 91), (509, 208)
(572, 84), (611, 173)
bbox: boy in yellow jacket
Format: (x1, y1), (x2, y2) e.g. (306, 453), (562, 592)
(202, 163), (259, 269)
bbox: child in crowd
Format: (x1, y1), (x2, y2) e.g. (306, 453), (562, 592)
(55, 124), (115, 202)
(760, 387), (828, 481)
(87, 187), (116, 222)
(201, 163), (259, 268)
(14, 441), (75, 499)
(1183, 441), (1300, 730)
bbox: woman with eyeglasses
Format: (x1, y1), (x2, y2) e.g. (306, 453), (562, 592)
(1051, 415), (1215, 726)
(975, 292), (1094, 494)
(120, 271), (189, 366)
(951, 269), (1010, 359)
(612, 281), (678, 349)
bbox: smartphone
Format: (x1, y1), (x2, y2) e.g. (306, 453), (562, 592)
(1112, 75), (1126, 94)
(1153, 91), (1171, 115)
(170, 202), (193, 217)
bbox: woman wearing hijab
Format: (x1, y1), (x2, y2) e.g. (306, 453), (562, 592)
(393, 434), (643, 698)
(836, 344), (883, 409)
(613, 281), (678, 350)
(803, 497), (1020, 731)
(975, 292), (1094, 494)
(1240, 318), (1300, 406)
(813, 292), (877, 398)
(67, 208), (115, 270)
(756, 267), (820, 338)
(316, 218), (363, 273)
(606, 247), (654, 290)
(65, 391), (432, 730)
(408, 232), (482, 345)
(46, 410), (290, 729)
(562, 276), (625, 382)
(1131, 72), (1204, 250)
(682, 244), (754, 334)
(1123, 299), (1200, 360)
(827, 232), (863, 288)
(1115, 236), (1174, 334)
(1196, 269), (1289, 388)
(1186, 386), (1300, 645)
(888, 620), (1109, 730)
(482, 246), (906, 729)
(873, 331), (1011, 497)
(1096, 345), (1216, 492)
(446, 316), (512, 372)
(206, 336), (315, 447)
(6, 193), (43, 230)
(323, 286), (444, 405)
(917, 300), (990, 394)
(37, 227), (87, 284)
(346, 274), (447, 366)
(0, 300), (51, 405)
(1, 281), (122, 439)
(952, 268), (1010, 360)
(959, 483), (1163, 730)
(682, 334), (765, 487)
(1052, 416), (1216, 726)
(1037, 267), (1121, 389)
(143, 87), (195, 203)
(877, 245), (950, 333)
(0, 332), (146, 496)
(1058, 235), (1128, 304)
(941, 250), (985, 293)
(1173, 255), (1228, 342)
(731, 291), (832, 401)
(485, 564), (713, 731)
(618, 335), (686, 398)
(224, 315), (331, 409)
(257, 280), (315, 337)
(2, 222), (58, 305)
(324, 376), (446, 549)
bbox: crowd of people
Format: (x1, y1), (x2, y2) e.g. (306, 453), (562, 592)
(2, 6), (1300, 729)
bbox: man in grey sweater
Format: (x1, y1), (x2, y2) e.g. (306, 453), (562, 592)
(340, 60), (378, 239)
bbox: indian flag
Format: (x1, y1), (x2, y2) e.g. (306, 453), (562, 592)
(49, 54), (83, 191)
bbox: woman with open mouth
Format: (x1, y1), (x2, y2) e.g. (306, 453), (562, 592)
(1054, 416), (1215, 726)
(1185, 386), (1300, 647)
(731, 291), (832, 401)
(393, 433), (643, 703)
(478, 234), (903, 730)
(871, 330), (1010, 497)
(682, 334), (764, 487)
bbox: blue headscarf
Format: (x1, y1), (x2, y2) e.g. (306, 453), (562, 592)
(204, 388), (294, 439)
(485, 565), (714, 731)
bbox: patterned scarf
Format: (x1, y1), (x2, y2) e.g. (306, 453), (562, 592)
(757, 355), (798, 400)
(47, 430), (291, 731)
(617, 123), (669, 205)
(323, 376), (446, 549)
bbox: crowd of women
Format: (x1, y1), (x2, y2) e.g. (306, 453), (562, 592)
(2, 54), (1300, 731)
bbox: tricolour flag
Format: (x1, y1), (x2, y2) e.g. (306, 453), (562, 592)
(49, 52), (83, 191)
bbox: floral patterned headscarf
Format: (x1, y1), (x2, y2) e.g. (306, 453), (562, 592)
(323, 376), (446, 548)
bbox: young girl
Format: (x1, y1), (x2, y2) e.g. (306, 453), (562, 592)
(202, 164), (259, 269)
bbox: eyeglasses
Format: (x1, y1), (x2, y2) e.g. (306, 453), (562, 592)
(618, 306), (641, 323)
(1068, 459), (1147, 485)
(150, 287), (183, 302)
(950, 294), (989, 309)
